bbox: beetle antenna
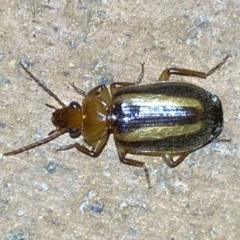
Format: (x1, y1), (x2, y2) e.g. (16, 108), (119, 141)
(19, 61), (66, 108)
(3, 128), (67, 156)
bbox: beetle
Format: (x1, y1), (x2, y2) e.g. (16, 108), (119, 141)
(3, 55), (230, 187)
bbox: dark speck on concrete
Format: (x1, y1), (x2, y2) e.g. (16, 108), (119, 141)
(0, 76), (11, 84)
(90, 202), (104, 214)
(5, 229), (26, 240)
(0, 122), (6, 128)
(44, 161), (58, 174)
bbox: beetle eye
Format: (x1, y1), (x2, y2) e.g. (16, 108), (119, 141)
(69, 101), (80, 108)
(68, 128), (81, 138)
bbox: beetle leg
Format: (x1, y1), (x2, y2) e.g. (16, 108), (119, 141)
(161, 153), (190, 168)
(57, 135), (109, 158)
(135, 62), (145, 84)
(158, 68), (208, 81)
(88, 84), (112, 106)
(158, 54), (230, 81)
(116, 147), (152, 188)
(110, 63), (145, 95)
(70, 83), (88, 97)
(71, 84), (112, 106)
(57, 143), (100, 157)
(110, 82), (134, 95)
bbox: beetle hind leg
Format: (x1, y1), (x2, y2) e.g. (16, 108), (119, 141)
(161, 153), (190, 168)
(158, 54), (231, 81)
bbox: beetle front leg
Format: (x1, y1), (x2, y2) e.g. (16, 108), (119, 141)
(117, 148), (152, 188)
(110, 82), (134, 95)
(70, 84), (88, 97)
(161, 152), (190, 168)
(110, 63), (145, 95)
(135, 62), (145, 84)
(71, 84), (112, 106)
(57, 135), (108, 158)
(57, 143), (99, 157)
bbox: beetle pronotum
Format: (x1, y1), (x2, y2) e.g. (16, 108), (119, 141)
(3, 55), (230, 187)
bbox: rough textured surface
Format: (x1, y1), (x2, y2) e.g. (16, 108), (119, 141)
(0, 1), (239, 239)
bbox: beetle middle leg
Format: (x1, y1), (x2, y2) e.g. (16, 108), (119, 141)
(158, 54), (231, 81)
(161, 153), (190, 168)
(117, 147), (152, 188)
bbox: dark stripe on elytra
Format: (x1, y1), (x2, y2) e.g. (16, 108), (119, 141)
(113, 82), (207, 99)
(113, 103), (202, 133)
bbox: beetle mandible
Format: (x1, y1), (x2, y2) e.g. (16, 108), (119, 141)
(3, 55), (231, 187)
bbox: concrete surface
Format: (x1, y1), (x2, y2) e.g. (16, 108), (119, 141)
(0, 0), (239, 239)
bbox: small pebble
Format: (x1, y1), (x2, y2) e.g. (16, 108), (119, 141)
(41, 182), (50, 191)
(69, 63), (75, 68)
(17, 209), (25, 217)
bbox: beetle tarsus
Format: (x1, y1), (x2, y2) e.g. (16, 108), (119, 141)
(135, 62), (145, 84)
(70, 83), (88, 97)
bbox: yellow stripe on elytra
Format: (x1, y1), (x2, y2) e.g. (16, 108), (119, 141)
(114, 121), (204, 142)
(113, 94), (203, 109)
